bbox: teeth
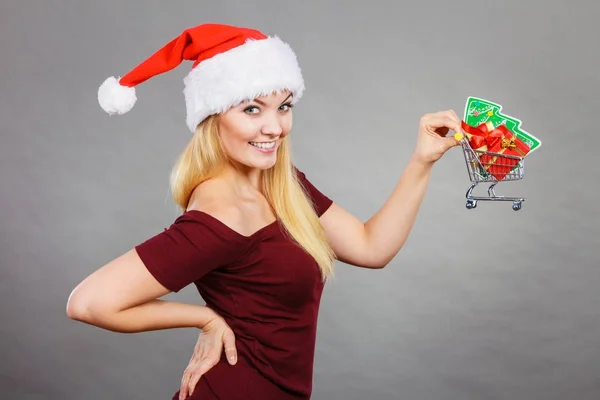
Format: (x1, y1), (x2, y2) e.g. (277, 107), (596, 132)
(249, 141), (275, 149)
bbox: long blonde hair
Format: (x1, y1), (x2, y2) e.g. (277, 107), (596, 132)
(169, 115), (336, 280)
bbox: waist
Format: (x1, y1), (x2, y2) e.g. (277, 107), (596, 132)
(232, 329), (316, 397)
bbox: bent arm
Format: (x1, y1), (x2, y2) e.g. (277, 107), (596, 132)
(321, 155), (433, 269)
(66, 249), (215, 333)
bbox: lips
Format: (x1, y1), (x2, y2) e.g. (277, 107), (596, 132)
(249, 141), (275, 149)
(249, 141), (276, 153)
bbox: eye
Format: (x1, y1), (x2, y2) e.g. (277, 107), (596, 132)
(279, 103), (294, 112)
(244, 106), (260, 114)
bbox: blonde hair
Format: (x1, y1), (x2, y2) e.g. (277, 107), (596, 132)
(169, 115), (336, 280)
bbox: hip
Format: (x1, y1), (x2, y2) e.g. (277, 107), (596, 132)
(171, 359), (309, 400)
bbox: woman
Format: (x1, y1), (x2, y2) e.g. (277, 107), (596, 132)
(66, 23), (462, 399)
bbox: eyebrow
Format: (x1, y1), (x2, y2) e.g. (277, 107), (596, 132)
(252, 94), (293, 106)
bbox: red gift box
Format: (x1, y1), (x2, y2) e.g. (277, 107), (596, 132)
(460, 121), (504, 173)
(479, 126), (530, 181)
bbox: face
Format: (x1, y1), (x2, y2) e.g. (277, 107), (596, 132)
(218, 90), (294, 171)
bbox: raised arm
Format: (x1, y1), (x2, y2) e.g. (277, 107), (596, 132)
(319, 110), (462, 269)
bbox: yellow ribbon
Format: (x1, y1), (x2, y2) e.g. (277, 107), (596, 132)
(501, 137), (517, 149)
(484, 136), (525, 173)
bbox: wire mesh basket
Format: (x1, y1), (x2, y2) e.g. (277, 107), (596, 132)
(458, 135), (525, 211)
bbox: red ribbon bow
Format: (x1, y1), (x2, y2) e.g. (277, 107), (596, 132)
(460, 120), (508, 150)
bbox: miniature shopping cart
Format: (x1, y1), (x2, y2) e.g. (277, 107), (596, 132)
(456, 133), (525, 211)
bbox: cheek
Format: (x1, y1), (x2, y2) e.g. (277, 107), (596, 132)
(219, 122), (256, 147)
(282, 116), (293, 135)
(221, 136), (251, 155)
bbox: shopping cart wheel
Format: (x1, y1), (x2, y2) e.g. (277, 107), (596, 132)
(466, 199), (477, 209)
(512, 201), (522, 211)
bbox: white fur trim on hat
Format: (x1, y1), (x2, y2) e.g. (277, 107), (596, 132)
(183, 36), (305, 132)
(98, 76), (137, 115)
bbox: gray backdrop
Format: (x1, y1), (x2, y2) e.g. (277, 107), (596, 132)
(2, 0), (599, 399)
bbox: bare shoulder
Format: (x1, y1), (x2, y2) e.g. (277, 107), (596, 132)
(186, 179), (245, 234)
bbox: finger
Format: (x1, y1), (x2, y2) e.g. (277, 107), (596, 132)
(181, 356), (214, 399)
(437, 115), (462, 134)
(421, 114), (453, 129)
(443, 109), (461, 125)
(179, 372), (191, 400)
(447, 135), (462, 148)
(452, 110), (461, 124)
(443, 133), (462, 149)
(223, 330), (238, 365)
(182, 333), (230, 398)
(197, 354), (220, 376)
(188, 374), (202, 398)
(423, 115), (460, 136)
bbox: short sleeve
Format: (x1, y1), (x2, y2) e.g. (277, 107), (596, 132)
(134, 212), (245, 293)
(295, 168), (333, 217)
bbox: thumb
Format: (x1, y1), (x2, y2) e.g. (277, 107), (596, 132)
(223, 330), (238, 365)
(445, 135), (461, 150)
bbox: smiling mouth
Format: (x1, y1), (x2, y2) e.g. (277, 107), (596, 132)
(249, 141), (276, 150)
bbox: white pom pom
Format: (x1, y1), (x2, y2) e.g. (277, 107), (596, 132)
(98, 76), (137, 115)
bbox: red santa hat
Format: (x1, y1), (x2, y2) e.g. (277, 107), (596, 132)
(97, 23), (305, 132)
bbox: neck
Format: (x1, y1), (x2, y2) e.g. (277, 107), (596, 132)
(220, 162), (264, 197)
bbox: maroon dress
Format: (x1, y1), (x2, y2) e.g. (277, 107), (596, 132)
(134, 170), (333, 399)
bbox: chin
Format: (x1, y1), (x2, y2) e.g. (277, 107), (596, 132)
(232, 145), (280, 170)
(256, 159), (277, 170)
(234, 157), (277, 171)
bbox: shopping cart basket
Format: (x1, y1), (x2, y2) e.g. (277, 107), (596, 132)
(456, 133), (525, 211)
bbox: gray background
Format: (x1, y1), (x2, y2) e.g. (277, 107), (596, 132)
(2, 0), (599, 399)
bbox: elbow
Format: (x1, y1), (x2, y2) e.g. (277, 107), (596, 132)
(371, 254), (395, 269)
(348, 254), (390, 269)
(66, 286), (107, 324)
(371, 262), (389, 270)
(66, 287), (90, 321)
(66, 286), (128, 333)
(360, 258), (389, 269)
(373, 245), (406, 269)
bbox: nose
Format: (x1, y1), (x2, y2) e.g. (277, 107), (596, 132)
(260, 113), (284, 136)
